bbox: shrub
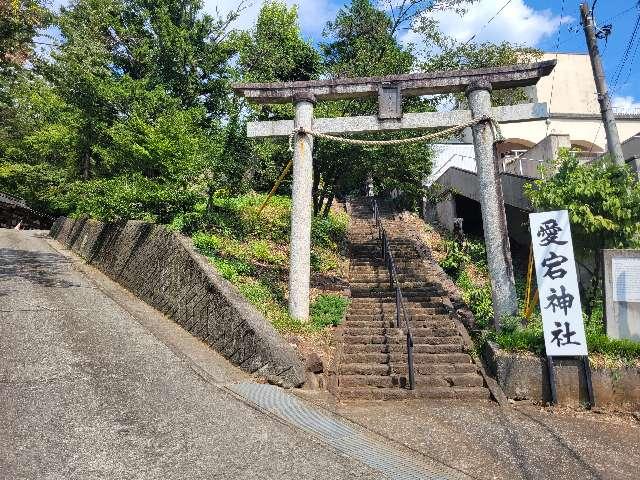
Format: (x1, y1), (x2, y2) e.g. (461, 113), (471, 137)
(440, 240), (470, 277)
(456, 270), (494, 329)
(525, 151), (640, 311)
(55, 174), (199, 223)
(310, 294), (349, 329)
(311, 212), (348, 249)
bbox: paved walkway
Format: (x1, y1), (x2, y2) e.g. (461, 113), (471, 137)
(0, 229), (383, 480)
(297, 384), (640, 479)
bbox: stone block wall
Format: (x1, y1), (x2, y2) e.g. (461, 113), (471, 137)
(484, 342), (640, 407)
(50, 216), (306, 388)
(1, 204), (52, 230)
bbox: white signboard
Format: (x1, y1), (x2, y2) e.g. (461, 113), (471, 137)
(612, 258), (640, 302)
(530, 210), (588, 357)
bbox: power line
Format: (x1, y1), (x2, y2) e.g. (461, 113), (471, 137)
(557, 3), (640, 49)
(462, 0), (514, 46)
(586, 3), (640, 154)
(610, 10), (640, 89)
(619, 31), (640, 90)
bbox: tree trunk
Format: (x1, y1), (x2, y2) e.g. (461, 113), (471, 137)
(312, 168), (321, 215)
(322, 192), (335, 217)
(206, 183), (215, 214)
(82, 151), (90, 180)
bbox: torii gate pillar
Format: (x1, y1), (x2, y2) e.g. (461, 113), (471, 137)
(466, 81), (518, 326)
(289, 93), (315, 321)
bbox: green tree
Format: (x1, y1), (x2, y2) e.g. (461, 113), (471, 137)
(0, 0), (50, 66)
(412, 9), (541, 107)
(312, 0), (432, 214)
(234, 1), (323, 201)
(237, 1), (321, 83)
(525, 150), (640, 313)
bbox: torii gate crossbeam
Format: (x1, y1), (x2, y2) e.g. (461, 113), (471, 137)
(233, 60), (556, 327)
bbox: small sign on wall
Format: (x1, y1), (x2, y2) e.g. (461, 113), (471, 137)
(530, 210), (588, 357)
(612, 257), (640, 303)
(604, 250), (640, 341)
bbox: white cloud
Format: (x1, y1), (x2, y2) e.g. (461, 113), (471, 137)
(613, 96), (640, 113)
(405, 0), (571, 47)
(204, 0), (338, 39)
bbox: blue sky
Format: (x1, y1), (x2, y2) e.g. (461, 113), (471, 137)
(47, 0), (640, 106)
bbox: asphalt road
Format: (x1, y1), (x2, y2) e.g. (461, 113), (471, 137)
(0, 229), (378, 480)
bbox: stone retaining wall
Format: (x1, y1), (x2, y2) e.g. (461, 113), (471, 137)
(1, 204), (52, 230)
(484, 342), (640, 407)
(50, 216), (305, 388)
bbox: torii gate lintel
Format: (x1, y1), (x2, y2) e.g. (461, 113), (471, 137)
(233, 61), (556, 325)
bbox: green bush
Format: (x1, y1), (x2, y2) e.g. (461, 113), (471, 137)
(494, 325), (545, 355)
(311, 212), (348, 249)
(55, 174), (199, 223)
(456, 270), (494, 329)
(206, 193), (291, 240)
(310, 294), (349, 329)
(0, 162), (66, 214)
(493, 311), (640, 362)
(440, 240), (470, 277)
(465, 238), (488, 271)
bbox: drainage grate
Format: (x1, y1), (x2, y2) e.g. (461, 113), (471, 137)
(227, 383), (470, 480)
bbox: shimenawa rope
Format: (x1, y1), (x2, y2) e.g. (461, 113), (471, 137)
(288, 115), (504, 151)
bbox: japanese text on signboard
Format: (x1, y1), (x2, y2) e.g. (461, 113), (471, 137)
(530, 211), (588, 357)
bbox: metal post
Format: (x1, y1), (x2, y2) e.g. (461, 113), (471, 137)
(395, 288), (401, 328)
(407, 333), (415, 390)
(580, 2), (625, 165)
(288, 92), (315, 321)
(582, 356), (595, 409)
(466, 81), (518, 329)
(547, 356), (558, 406)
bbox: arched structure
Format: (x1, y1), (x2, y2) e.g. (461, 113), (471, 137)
(495, 138), (536, 159)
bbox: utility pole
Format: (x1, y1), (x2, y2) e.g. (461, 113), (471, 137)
(580, 1), (625, 165)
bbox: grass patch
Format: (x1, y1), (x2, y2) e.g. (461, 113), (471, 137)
(310, 294), (349, 330)
(190, 193), (348, 335)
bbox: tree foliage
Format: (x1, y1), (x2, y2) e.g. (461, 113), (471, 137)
(0, 0), (538, 224)
(0, 0), (50, 66)
(237, 1), (321, 83)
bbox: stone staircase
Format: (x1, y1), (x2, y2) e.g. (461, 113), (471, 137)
(334, 198), (490, 401)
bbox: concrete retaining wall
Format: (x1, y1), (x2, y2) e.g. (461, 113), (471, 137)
(50, 216), (306, 388)
(484, 342), (640, 407)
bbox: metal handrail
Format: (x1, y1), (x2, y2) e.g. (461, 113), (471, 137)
(371, 198), (415, 390)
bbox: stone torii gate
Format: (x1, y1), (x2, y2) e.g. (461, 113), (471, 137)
(233, 60), (556, 325)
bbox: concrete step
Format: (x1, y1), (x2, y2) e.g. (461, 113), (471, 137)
(349, 297), (449, 306)
(342, 328), (460, 344)
(340, 363), (391, 375)
(346, 308), (446, 320)
(342, 326), (461, 337)
(343, 327), (396, 336)
(350, 288), (442, 298)
(338, 372), (482, 389)
(343, 320), (458, 332)
(342, 338), (464, 352)
(344, 318), (451, 329)
(349, 274), (432, 283)
(335, 386), (458, 400)
(342, 346), (464, 364)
